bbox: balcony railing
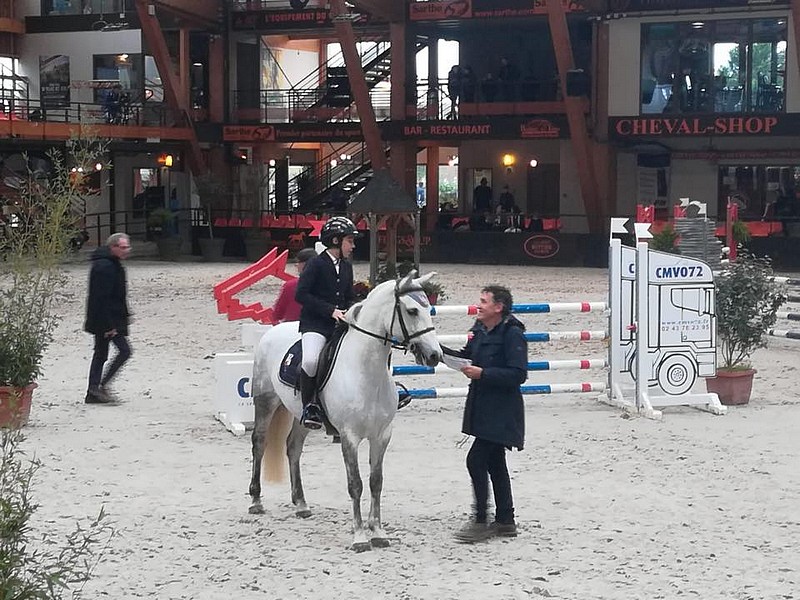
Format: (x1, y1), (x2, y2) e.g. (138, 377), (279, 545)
(0, 96), (186, 128)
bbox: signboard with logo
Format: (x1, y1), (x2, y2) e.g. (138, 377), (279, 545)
(39, 55), (70, 109)
(224, 123), (364, 143)
(231, 7), (371, 31)
(383, 117), (569, 141)
(409, 0), (587, 21)
(609, 115), (800, 140)
(606, 0), (785, 10)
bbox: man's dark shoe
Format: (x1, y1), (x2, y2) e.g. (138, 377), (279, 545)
(85, 386), (113, 404)
(489, 520), (518, 537)
(454, 521), (490, 544)
(301, 404), (324, 430)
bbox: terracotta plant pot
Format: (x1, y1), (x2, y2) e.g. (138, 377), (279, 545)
(705, 369), (756, 406)
(0, 383), (38, 428)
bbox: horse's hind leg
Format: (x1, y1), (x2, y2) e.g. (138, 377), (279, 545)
(341, 434), (370, 552)
(286, 420), (311, 518)
(367, 432), (391, 548)
(248, 391), (279, 515)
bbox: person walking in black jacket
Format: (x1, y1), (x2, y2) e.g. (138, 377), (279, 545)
(454, 285), (527, 543)
(295, 217), (358, 429)
(84, 233), (132, 404)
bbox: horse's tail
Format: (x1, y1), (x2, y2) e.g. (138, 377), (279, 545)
(262, 404), (293, 483)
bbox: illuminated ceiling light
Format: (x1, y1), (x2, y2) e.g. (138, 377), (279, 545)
(192, 62), (203, 67)
(691, 21), (704, 28)
(95, 162), (103, 171)
(157, 153), (173, 167)
(118, 53), (129, 61)
(330, 159), (338, 168)
(529, 159), (539, 168)
(268, 159), (276, 167)
(502, 153), (516, 167)
(77, 167), (84, 173)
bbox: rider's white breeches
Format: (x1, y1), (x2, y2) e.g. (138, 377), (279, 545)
(301, 332), (326, 376)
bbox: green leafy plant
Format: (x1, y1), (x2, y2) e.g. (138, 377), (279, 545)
(1, 429), (114, 597)
(715, 250), (787, 370)
(731, 219), (751, 245)
(0, 135), (106, 389)
(146, 207), (176, 238)
(648, 224), (681, 254)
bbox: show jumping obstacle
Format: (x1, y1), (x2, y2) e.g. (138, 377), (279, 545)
(395, 302), (610, 401)
(770, 277), (800, 340)
(212, 218), (728, 433)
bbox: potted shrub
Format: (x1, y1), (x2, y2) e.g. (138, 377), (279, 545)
(194, 173), (228, 261)
(147, 207), (182, 260)
(706, 250), (787, 405)
(649, 224), (681, 254)
(0, 138), (103, 427)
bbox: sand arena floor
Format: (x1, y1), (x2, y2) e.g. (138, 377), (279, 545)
(21, 260), (800, 600)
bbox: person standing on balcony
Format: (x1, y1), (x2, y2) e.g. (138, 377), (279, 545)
(447, 65), (462, 119)
(498, 57), (521, 102)
(295, 217), (358, 429)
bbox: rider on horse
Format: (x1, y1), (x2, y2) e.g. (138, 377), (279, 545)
(295, 216), (358, 430)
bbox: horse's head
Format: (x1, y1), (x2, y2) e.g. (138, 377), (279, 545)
(390, 271), (443, 367)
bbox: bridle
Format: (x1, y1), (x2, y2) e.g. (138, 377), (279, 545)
(347, 281), (436, 350)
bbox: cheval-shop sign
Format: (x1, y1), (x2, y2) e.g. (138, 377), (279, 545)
(608, 115), (800, 140)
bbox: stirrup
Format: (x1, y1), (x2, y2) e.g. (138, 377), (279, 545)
(396, 382), (412, 410)
(301, 406), (323, 430)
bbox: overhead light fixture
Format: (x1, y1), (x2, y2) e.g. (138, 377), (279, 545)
(268, 159), (276, 167)
(691, 21), (704, 28)
(192, 62), (203, 67)
(95, 162), (103, 171)
(529, 159), (539, 168)
(502, 153), (516, 167)
(157, 153), (173, 167)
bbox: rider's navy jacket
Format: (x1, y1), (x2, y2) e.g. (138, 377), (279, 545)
(295, 251), (354, 337)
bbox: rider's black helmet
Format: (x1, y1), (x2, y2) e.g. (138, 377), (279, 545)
(320, 216), (359, 247)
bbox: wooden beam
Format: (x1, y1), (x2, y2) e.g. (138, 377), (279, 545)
(545, 0), (604, 234)
(330, 0), (386, 171)
(135, 0), (206, 175)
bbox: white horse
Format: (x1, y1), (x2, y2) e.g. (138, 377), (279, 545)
(248, 272), (443, 551)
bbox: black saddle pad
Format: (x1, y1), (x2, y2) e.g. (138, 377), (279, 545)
(277, 323), (349, 391)
(278, 339), (303, 388)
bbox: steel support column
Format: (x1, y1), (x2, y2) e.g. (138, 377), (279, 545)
(545, 0), (603, 233)
(208, 35), (224, 123)
(330, 0), (385, 171)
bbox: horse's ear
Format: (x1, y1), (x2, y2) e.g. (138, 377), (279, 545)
(397, 271), (416, 292)
(415, 271), (437, 287)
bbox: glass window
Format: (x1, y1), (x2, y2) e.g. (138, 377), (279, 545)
(43, 0), (130, 16)
(641, 19), (786, 114)
(93, 53), (143, 104)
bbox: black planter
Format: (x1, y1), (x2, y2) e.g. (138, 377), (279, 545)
(199, 237), (226, 262)
(156, 236), (183, 260)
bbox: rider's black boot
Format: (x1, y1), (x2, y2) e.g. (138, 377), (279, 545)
(299, 370), (323, 430)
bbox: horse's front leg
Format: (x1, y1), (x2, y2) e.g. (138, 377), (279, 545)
(286, 420), (311, 518)
(367, 431), (391, 547)
(341, 434), (369, 552)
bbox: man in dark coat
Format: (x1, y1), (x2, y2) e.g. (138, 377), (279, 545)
(454, 285), (527, 543)
(295, 216), (357, 429)
(84, 232), (132, 404)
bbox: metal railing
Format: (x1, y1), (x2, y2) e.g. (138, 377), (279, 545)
(0, 96), (186, 128)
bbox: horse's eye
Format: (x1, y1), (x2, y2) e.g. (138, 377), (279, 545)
(407, 307), (419, 316)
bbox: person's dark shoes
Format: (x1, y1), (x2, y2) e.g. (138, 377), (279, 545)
(85, 386), (113, 404)
(453, 521), (490, 544)
(101, 385), (120, 403)
(489, 520), (518, 537)
(301, 404), (324, 430)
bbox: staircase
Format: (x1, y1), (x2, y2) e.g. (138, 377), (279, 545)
(289, 141), (392, 211)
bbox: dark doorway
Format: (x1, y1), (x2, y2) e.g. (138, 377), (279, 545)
(526, 163), (560, 216)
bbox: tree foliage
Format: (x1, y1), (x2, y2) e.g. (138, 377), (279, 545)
(715, 251), (786, 369)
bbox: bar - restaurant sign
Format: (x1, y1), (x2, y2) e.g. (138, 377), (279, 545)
(609, 115), (800, 140)
(409, 0), (585, 21)
(383, 117), (568, 140)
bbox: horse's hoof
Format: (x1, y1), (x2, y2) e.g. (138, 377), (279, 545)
(296, 509), (312, 519)
(370, 537), (390, 548)
(248, 504), (265, 515)
(351, 541), (372, 553)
